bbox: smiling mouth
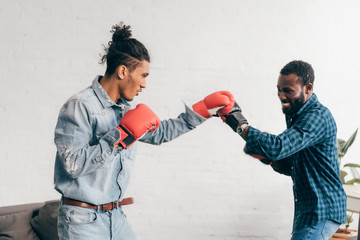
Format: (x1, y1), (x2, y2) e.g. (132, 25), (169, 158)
(282, 102), (291, 108)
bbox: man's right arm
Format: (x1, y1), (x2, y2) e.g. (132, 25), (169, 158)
(55, 101), (161, 178)
(54, 100), (120, 178)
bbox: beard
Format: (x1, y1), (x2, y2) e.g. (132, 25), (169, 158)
(281, 91), (305, 116)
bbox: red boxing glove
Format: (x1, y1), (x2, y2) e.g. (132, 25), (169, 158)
(116, 104), (160, 149)
(251, 154), (272, 165)
(192, 91), (235, 118)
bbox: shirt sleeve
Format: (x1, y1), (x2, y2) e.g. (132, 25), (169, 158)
(244, 111), (326, 161)
(139, 104), (207, 145)
(54, 99), (120, 178)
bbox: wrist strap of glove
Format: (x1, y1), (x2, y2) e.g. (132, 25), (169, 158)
(116, 125), (136, 149)
(224, 111), (248, 132)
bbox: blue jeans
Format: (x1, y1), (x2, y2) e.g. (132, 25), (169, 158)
(291, 220), (340, 240)
(57, 203), (138, 240)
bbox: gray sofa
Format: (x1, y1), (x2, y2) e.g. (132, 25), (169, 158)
(0, 200), (60, 240)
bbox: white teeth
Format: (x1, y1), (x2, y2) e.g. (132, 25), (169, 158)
(282, 103), (290, 107)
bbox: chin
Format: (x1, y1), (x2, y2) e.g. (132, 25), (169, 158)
(282, 107), (292, 115)
(123, 96), (134, 101)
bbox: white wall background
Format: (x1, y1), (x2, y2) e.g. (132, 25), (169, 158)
(1, 0), (360, 239)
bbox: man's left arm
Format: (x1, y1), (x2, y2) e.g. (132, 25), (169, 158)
(222, 103), (327, 161)
(140, 91), (235, 145)
(139, 105), (206, 144)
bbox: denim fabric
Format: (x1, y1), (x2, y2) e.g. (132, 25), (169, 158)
(245, 94), (347, 230)
(58, 202), (138, 240)
(54, 76), (206, 205)
(54, 76), (206, 239)
(291, 219), (340, 240)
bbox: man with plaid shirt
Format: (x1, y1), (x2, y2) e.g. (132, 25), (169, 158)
(222, 60), (346, 239)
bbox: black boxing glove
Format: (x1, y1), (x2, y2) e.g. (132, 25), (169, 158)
(220, 101), (248, 132)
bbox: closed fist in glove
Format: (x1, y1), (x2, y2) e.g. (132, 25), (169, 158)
(192, 91), (235, 118)
(116, 104), (160, 149)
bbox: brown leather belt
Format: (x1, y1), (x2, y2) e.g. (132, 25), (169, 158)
(62, 196), (134, 211)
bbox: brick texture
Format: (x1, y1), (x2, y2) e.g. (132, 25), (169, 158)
(1, 0), (360, 239)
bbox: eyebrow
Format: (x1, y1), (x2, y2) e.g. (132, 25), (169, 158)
(277, 86), (293, 91)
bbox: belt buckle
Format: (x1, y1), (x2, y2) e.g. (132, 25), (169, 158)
(98, 201), (118, 211)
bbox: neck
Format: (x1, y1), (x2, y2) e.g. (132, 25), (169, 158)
(304, 92), (313, 103)
(100, 75), (121, 103)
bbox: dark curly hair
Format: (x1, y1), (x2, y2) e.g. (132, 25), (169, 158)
(280, 60), (314, 85)
(100, 23), (150, 75)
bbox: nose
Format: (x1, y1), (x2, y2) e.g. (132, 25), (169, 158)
(141, 79), (146, 89)
(278, 91), (286, 101)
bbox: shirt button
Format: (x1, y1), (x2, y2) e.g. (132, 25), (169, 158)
(291, 166), (294, 170)
(295, 199), (298, 202)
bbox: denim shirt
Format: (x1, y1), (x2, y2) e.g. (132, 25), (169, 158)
(54, 76), (206, 205)
(244, 94), (347, 230)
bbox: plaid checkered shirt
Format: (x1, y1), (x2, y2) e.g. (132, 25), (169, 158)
(244, 94), (347, 231)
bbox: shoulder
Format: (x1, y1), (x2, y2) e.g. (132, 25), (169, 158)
(299, 100), (336, 134)
(308, 100), (335, 122)
(67, 86), (96, 103)
(60, 86), (99, 113)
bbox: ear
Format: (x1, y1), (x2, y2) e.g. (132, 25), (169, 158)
(304, 83), (313, 94)
(116, 65), (127, 80)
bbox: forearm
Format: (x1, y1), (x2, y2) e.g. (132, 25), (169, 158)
(240, 125), (249, 140)
(244, 126), (292, 160)
(140, 105), (207, 145)
(244, 124), (323, 160)
(56, 128), (120, 178)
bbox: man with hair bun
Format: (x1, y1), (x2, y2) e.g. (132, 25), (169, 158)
(53, 22), (235, 240)
(221, 60), (347, 239)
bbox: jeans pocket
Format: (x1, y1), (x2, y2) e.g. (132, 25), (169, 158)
(62, 205), (98, 225)
(321, 220), (340, 239)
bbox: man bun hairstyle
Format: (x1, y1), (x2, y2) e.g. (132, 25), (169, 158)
(111, 24), (132, 42)
(100, 22), (150, 75)
(280, 60), (315, 86)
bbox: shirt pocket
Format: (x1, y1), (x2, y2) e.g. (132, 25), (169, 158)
(91, 110), (118, 145)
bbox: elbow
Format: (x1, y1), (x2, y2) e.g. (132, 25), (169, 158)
(64, 160), (81, 178)
(59, 149), (82, 179)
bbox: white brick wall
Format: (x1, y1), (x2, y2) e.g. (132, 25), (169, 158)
(1, 0), (360, 239)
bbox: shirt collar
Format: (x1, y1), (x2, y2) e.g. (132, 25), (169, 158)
(295, 93), (317, 116)
(92, 75), (131, 109)
(286, 93), (318, 127)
